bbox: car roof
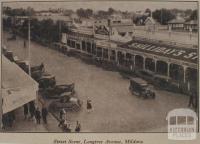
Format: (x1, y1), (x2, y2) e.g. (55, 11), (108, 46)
(40, 75), (55, 79)
(130, 77), (148, 85)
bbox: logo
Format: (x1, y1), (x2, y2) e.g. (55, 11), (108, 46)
(166, 108), (198, 140)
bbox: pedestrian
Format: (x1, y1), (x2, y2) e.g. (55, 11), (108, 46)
(188, 92), (194, 108)
(29, 101), (36, 120)
(41, 106), (48, 124)
(87, 98), (92, 113)
(58, 117), (65, 127)
(75, 121), (81, 132)
(59, 108), (66, 120)
(24, 40), (26, 48)
(188, 91), (195, 108)
(23, 104), (29, 120)
(35, 107), (41, 124)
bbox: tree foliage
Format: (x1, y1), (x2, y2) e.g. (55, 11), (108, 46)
(190, 9), (197, 20)
(76, 8), (93, 18)
(152, 9), (176, 25)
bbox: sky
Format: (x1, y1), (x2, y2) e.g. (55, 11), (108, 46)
(3, 1), (198, 12)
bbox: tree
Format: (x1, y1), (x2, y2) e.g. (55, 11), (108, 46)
(108, 7), (115, 15)
(152, 9), (176, 25)
(145, 8), (151, 17)
(76, 8), (93, 18)
(190, 9), (197, 20)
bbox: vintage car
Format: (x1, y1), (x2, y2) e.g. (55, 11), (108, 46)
(43, 83), (75, 99)
(31, 63), (45, 72)
(15, 60), (29, 73)
(4, 51), (14, 62)
(129, 77), (155, 99)
(38, 74), (56, 89)
(49, 95), (82, 112)
(7, 34), (16, 41)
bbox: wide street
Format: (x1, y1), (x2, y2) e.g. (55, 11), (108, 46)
(3, 32), (189, 132)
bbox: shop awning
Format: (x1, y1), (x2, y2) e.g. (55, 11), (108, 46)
(2, 56), (38, 114)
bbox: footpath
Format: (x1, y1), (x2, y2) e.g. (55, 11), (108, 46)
(1, 94), (62, 132)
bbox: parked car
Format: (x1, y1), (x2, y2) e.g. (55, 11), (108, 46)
(7, 34), (16, 41)
(15, 60), (29, 73)
(4, 51), (14, 62)
(49, 95), (82, 112)
(38, 74), (56, 89)
(129, 77), (155, 99)
(43, 83), (75, 99)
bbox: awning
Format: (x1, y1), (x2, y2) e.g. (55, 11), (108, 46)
(2, 56), (38, 114)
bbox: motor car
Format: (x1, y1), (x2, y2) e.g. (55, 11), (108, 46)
(49, 95), (82, 112)
(129, 77), (155, 99)
(4, 51), (14, 62)
(38, 74), (56, 89)
(43, 83), (75, 99)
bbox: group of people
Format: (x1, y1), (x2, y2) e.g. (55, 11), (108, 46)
(57, 98), (93, 132)
(23, 101), (48, 124)
(2, 111), (15, 129)
(58, 108), (81, 132)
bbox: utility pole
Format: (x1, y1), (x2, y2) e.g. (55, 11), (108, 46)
(161, 9), (163, 25)
(28, 17), (31, 76)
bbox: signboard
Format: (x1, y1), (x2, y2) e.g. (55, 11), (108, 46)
(126, 41), (198, 64)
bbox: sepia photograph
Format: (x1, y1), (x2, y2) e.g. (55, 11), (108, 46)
(0, 0), (199, 134)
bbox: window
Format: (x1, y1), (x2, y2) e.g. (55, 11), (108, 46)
(96, 47), (102, 57)
(71, 41), (75, 48)
(82, 41), (86, 51)
(86, 42), (92, 53)
(76, 43), (80, 49)
(67, 40), (70, 46)
(92, 43), (96, 54)
(103, 48), (108, 59)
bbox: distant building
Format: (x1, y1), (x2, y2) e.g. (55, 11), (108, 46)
(144, 17), (157, 32)
(184, 20), (198, 32)
(168, 17), (185, 30)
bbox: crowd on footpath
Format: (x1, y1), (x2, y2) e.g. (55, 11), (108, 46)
(58, 98), (93, 132)
(1, 101), (48, 129)
(2, 98), (93, 132)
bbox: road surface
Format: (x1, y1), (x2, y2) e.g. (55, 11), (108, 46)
(3, 32), (189, 132)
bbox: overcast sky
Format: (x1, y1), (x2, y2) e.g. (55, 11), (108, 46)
(3, 1), (198, 12)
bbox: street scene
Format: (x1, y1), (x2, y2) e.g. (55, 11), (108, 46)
(1, 1), (198, 132)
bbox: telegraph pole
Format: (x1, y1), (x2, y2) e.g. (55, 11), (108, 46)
(28, 16), (31, 76)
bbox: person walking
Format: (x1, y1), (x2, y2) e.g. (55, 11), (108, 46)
(35, 107), (41, 124)
(59, 108), (66, 120)
(75, 121), (81, 132)
(188, 91), (195, 108)
(29, 101), (35, 120)
(24, 40), (26, 48)
(23, 104), (29, 120)
(87, 99), (92, 113)
(41, 106), (48, 124)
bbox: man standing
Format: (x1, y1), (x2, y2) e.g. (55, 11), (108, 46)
(41, 106), (48, 124)
(35, 107), (41, 124)
(29, 101), (35, 120)
(23, 104), (29, 120)
(75, 121), (81, 132)
(87, 99), (92, 113)
(188, 91), (195, 108)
